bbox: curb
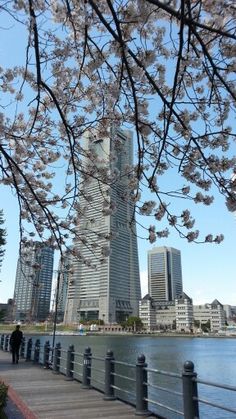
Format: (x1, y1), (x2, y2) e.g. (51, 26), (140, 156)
(0, 377), (37, 419)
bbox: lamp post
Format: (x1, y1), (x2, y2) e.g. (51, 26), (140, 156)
(52, 268), (61, 351)
(51, 257), (73, 351)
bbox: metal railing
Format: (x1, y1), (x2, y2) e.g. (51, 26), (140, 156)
(1, 334), (236, 418)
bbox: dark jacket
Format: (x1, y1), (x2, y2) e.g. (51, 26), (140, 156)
(10, 330), (23, 347)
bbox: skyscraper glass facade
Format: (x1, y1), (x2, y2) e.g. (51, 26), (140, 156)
(148, 246), (183, 303)
(14, 243), (54, 322)
(64, 128), (141, 324)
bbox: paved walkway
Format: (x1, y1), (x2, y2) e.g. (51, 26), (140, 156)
(0, 350), (156, 419)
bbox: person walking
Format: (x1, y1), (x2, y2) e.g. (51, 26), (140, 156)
(10, 325), (23, 364)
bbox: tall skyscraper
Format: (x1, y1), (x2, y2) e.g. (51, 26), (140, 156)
(14, 242), (54, 322)
(148, 246), (183, 303)
(55, 249), (73, 322)
(64, 128), (141, 324)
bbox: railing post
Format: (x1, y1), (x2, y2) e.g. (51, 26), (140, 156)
(26, 338), (32, 361)
(104, 349), (116, 400)
(34, 338), (40, 364)
(7, 335), (11, 352)
(20, 337), (25, 358)
(82, 347), (92, 389)
(182, 361), (199, 419)
(65, 344), (74, 380)
(3, 335), (6, 351)
(0, 334), (4, 349)
(43, 340), (50, 368)
(135, 354), (149, 416)
(53, 342), (61, 373)
(4, 334), (9, 351)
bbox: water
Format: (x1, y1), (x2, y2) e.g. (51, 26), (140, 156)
(30, 334), (236, 418)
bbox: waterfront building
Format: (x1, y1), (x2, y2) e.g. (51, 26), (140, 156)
(223, 304), (233, 320)
(175, 292), (193, 332)
(13, 242), (54, 322)
(210, 299), (226, 332)
(139, 294), (193, 331)
(139, 292), (227, 333)
(148, 246), (183, 303)
(193, 300), (226, 332)
(138, 294), (156, 331)
(64, 128), (141, 324)
(223, 304), (236, 323)
(155, 301), (176, 329)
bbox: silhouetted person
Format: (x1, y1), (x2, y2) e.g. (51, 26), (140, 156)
(10, 325), (23, 364)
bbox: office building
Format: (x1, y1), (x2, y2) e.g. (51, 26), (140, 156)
(14, 242), (54, 322)
(156, 302), (176, 329)
(55, 249), (73, 322)
(175, 293), (193, 332)
(64, 128), (141, 324)
(148, 246), (183, 303)
(138, 294), (156, 331)
(193, 300), (226, 332)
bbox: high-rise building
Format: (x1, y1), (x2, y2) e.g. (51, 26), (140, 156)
(64, 128), (141, 324)
(148, 246), (183, 303)
(55, 249), (73, 323)
(14, 242), (54, 322)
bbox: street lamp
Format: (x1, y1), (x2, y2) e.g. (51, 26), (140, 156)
(52, 268), (61, 351)
(51, 259), (73, 351)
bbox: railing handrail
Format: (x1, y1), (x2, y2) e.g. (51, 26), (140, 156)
(196, 396), (236, 414)
(145, 366), (182, 379)
(195, 377), (236, 392)
(1, 333), (235, 419)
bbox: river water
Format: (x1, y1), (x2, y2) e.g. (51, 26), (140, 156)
(31, 334), (236, 418)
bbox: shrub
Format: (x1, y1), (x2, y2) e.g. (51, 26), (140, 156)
(0, 382), (8, 409)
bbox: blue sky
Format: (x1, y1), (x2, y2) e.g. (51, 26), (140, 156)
(0, 7), (235, 306)
(0, 181), (235, 305)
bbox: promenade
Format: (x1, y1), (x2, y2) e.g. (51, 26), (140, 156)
(0, 351), (156, 419)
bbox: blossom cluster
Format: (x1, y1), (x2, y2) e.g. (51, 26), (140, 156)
(0, 0), (235, 261)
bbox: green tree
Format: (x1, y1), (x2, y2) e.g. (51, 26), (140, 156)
(201, 319), (211, 332)
(124, 316), (143, 331)
(194, 320), (200, 328)
(0, 210), (6, 271)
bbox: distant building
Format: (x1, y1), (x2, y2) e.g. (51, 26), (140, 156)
(155, 301), (176, 329)
(0, 300), (14, 323)
(64, 128), (141, 324)
(55, 249), (73, 323)
(175, 293), (193, 332)
(223, 305), (236, 323)
(193, 299), (226, 332)
(139, 294), (156, 331)
(210, 299), (226, 332)
(13, 242), (54, 322)
(139, 293), (226, 333)
(0, 303), (7, 321)
(148, 246), (183, 303)
(223, 305), (233, 320)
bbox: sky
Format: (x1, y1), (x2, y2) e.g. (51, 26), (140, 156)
(0, 181), (235, 305)
(0, 6), (235, 306)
